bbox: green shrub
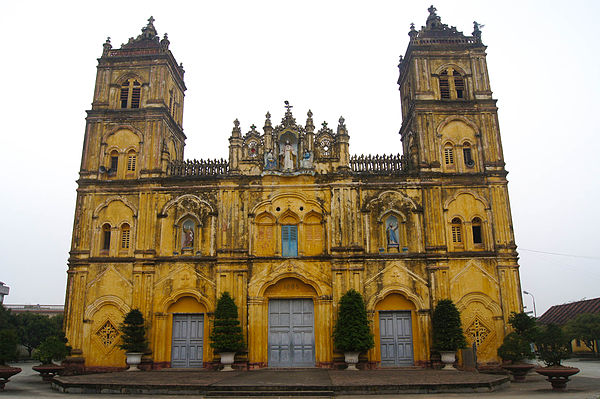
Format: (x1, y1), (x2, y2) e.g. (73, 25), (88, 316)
(432, 299), (467, 351)
(508, 312), (538, 342)
(0, 329), (18, 365)
(210, 292), (245, 353)
(535, 323), (571, 367)
(498, 332), (534, 363)
(332, 289), (374, 353)
(119, 309), (148, 353)
(36, 335), (70, 364)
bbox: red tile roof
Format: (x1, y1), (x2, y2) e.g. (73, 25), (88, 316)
(538, 297), (600, 325)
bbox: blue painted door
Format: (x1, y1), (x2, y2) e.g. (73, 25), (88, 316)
(268, 299), (315, 367)
(171, 314), (204, 368)
(379, 311), (413, 366)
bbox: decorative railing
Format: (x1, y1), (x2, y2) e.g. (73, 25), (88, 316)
(168, 159), (229, 176)
(350, 154), (403, 174)
(410, 37), (480, 46)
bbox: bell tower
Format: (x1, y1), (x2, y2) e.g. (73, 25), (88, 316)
(80, 17), (186, 180)
(398, 6), (504, 175)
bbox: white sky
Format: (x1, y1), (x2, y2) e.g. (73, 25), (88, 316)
(1, 0), (598, 316)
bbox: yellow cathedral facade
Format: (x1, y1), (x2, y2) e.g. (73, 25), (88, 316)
(64, 7), (523, 370)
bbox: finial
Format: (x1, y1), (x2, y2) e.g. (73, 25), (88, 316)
(141, 16), (158, 39)
(305, 109), (315, 132)
(234, 119), (240, 128)
(264, 112), (272, 129)
(148, 16), (155, 25)
(250, 124), (257, 131)
(428, 5), (437, 16)
(409, 23), (418, 38)
(307, 109), (313, 118)
(160, 33), (170, 51)
(322, 121), (328, 128)
(339, 116), (345, 126)
(284, 100), (293, 112)
(102, 37), (112, 56)
(231, 119), (241, 138)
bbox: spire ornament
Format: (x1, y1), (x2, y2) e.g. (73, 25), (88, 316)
(160, 33), (170, 51)
(305, 109), (315, 132)
(231, 119), (241, 138)
(102, 37), (112, 57)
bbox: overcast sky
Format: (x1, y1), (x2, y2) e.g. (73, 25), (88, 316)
(1, 0), (598, 316)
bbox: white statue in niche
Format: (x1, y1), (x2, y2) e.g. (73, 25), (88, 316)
(280, 140), (296, 171)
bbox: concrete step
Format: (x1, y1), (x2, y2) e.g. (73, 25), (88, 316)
(205, 391), (333, 398)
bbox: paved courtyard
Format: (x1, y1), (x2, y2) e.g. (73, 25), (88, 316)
(0, 359), (598, 398)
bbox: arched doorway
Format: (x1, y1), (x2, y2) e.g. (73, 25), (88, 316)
(374, 293), (418, 367)
(264, 277), (317, 367)
(167, 296), (207, 368)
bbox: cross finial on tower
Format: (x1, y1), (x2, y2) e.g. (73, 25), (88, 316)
(148, 16), (155, 25)
(284, 100), (293, 112)
(428, 5), (437, 16)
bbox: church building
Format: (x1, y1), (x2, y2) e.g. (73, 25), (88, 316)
(64, 7), (523, 370)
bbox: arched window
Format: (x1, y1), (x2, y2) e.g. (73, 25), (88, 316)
(451, 218), (463, 244)
(444, 144), (454, 167)
(126, 150), (137, 174)
(109, 150), (119, 176)
(120, 79), (141, 109)
(471, 217), (483, 245)
(120, 224), (131, 250)
(181, 219), (195, 249)
(101, 223), (111, 252)
(282, 225), (298, 257)
(439, 68), (466, 100)
(463, 143), (474, 168)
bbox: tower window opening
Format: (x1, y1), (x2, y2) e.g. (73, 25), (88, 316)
(440, 70), (450, 99)
(453, 71), (465, 99)
(101, 224), (111, 251)
(451, 218), (462, 244)
(120, 79), (142, 109)
(109, 153), (119, 175)
(463, 146), (474, 167)
(472, 218), (483, 244)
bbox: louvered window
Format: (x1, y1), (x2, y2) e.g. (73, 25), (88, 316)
(120, 79), (142, 108)
(281, 225), (298, 257)
(444, 146), (454, 165)
(439, 70), (450, 99)
(451, 218), (462, 244)
(121, 225), (130, 249)
(453, 71), (465, 99)
(127, 153), (136, 172)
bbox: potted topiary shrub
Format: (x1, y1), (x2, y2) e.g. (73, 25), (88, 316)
(32, 335), (70, 381)
(0, 329), (21, 390)
(498, 312), (537, 382)
(535, 323), (579, 391)
(332, 289), (374, 370)
(210, 292), (244, 371)
(119, 309), (148, 371)
(431, 299), (467, 370)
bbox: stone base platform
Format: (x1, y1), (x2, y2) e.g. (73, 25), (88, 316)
(52, 368), (509, 396)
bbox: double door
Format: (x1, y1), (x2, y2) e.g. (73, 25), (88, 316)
(171, 314), (204, 368)
(268, 299), (315, 367)
(379, 311), (413, 366)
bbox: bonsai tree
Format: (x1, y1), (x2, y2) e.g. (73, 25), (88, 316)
(431, 299), (467, 352)
(119, 309), (148, 353)
(36, 335), (71, 365)
(498, 312), (537, 364)
(535, 323), (571, 367)
(332, 289), (374, 353)
(210, 292), (244, 354)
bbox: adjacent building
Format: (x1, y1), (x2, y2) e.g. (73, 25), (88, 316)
(64, 7), (523, 370)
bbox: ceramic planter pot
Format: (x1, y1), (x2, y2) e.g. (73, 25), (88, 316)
(502, 363), (535, 382)
(0, 366), (22, 390)
(439, 351), (457, 370)
(535, 366), (580, 391)
(125, 352), (143, 371)
(32, 363), (65, 381)
(220, 352), (235, 371)
(344, 351), (360, 370)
